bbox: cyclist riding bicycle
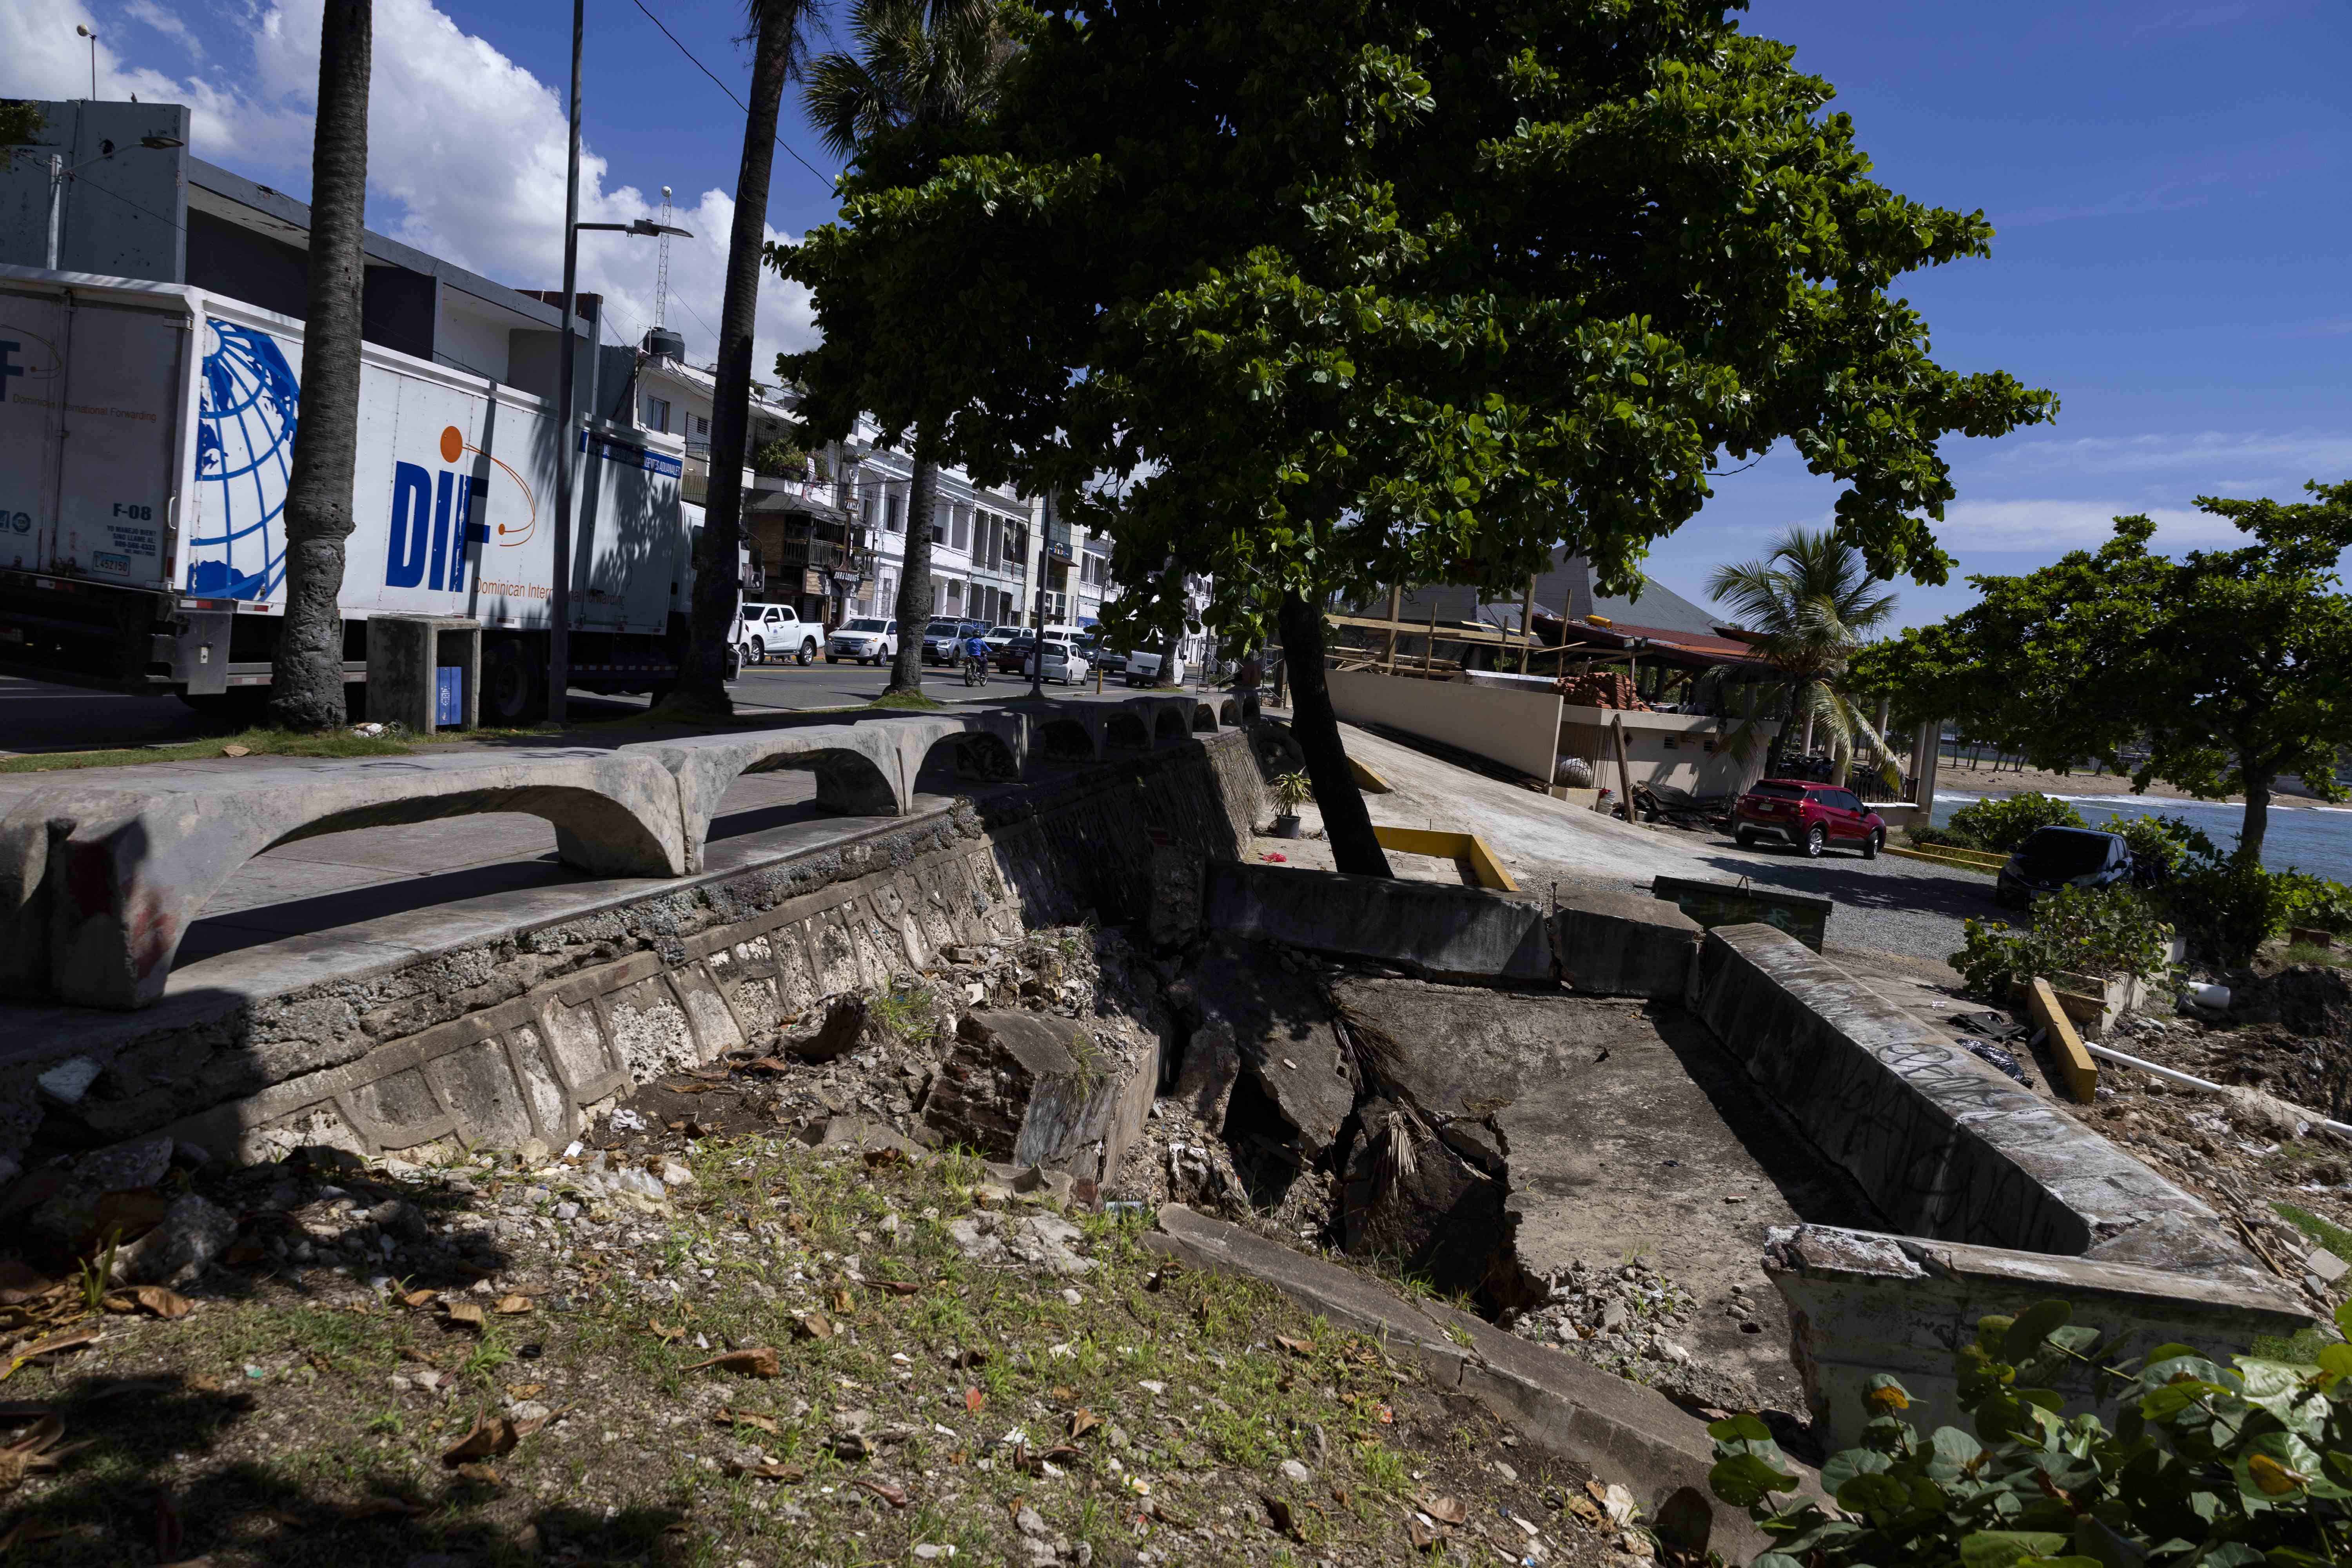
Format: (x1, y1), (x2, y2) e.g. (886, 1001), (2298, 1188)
(961, 632), (992, 682)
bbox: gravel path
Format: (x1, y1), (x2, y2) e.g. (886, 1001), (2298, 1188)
(1338, 724), (2001, 967)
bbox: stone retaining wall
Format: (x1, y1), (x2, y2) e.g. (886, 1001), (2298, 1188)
(4, 731), (1270, 1174)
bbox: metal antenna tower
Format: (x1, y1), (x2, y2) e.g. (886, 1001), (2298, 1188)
(653, 185), (673, 328)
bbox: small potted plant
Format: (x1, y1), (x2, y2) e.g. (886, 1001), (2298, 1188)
(1270, 770), (1313, 838)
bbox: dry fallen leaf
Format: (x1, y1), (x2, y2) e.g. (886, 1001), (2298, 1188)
(1274, 1334), (1313, 1357)
(512, 1406), (562, 1438)
(832, 1433), (873, 1461)
(1068, 1408), (1102, 1440)
(722, 1458), (806, 1481)
(951, 1346), (989, 1369)
(453, 1461), (501, 1485)
(505, 1382), (546, 1401)
(493, 1295), (534, 1316)
(1563, 1494), (1604, 1526)
(793, 1311), (834, 1341)
(714, 1407), (779, 1434)
(964, 1387), (987, 1415)
(220, 743), (251, 758)
(443, 1301), (486, 1331)
(685, 1347), (781, 1378)
(399, 1288), (439, 1309)
(1, 1326), (99, 1380)
(648, 1320), (686, 1344)
(739, 1057), (793, 1074)
(1407, 1515), (1439, 1552)
(1425, 1496), (1469, 1526)
(439, 1416), (519, 1466)
(831, 1288), (855, 1314)
(104, 1286), (194, 1319)
(857, 1477), (910, 1508)
(879, 1279), (923, 1296)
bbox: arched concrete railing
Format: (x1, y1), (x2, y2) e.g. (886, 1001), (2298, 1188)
(1192, 702), (1220, 734)
(1035, 716), (1100, 761)
(0, 750), (688, 1010)
(640, 710), (1030, 871)
(1219, 699), (1242, 727)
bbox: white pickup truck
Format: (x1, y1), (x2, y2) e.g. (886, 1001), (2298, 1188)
(738, 602), (818, 666)
(0, 263), (706, 722)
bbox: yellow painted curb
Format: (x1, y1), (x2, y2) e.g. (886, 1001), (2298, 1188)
(1371, 825), (1520, 892)
(2026, 977), (2098, 1102)
(1348, 756), (1393, 794)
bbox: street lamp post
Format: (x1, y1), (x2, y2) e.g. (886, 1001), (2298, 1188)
(546, 0), (688, 726)
(76, 24), (97, 100)
(46, 134), (183, 269)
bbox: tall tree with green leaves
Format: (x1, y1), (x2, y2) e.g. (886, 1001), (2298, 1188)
(1707, 527), (1900, 786)
(268, 0), (372, 731)
(673, 0), (824, 718)
(0, 101), (44, 160)
(779, 0), (2056, 871)
(1860, 486), (2352, 863)
(796, 0), (1009, 698)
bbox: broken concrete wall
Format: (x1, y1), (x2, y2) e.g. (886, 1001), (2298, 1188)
(0, 733), (1266, 1175)
(1201, 861), (1553, 982)
(923, 1009), (1157, 1185)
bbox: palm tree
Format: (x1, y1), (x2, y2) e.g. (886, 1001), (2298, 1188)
(673, 0), (825, 717)
(1706, 527), (1902, 789)
(804, 0), (1010, 697)
(267, 0), (372, 731)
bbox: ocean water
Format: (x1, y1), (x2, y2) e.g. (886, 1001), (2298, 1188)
(1931, 791), (2352, 884)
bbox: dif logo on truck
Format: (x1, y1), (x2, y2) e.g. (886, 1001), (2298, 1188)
(385, 426), (491, 592)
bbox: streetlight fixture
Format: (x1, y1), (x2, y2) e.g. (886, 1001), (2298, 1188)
(75, 24), (98, 100)
(46, 133), (184, 269)
(546, 0), (694, 726)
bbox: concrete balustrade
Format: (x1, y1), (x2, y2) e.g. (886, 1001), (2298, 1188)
(2, 749), (688, 1011)
(0, 700), (1218, 1011)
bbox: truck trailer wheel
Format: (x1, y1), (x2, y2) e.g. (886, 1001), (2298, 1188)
(481, 641), (547, 726)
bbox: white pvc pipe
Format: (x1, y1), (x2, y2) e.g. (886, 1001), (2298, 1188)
(2085, 1040), (2352, 1142)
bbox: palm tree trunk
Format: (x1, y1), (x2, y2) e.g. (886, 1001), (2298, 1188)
(267, 0), (371, 732)
(1278, 590), (1391, 878)
(675, 1), (795, 717)
(885, 440), (938, 694)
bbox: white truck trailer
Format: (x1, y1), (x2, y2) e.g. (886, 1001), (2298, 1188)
(0, 263), (715, 722)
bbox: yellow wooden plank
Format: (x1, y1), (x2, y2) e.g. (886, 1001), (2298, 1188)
(2026, 977), (2099, 1103)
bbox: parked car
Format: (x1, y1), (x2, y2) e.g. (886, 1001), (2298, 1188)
(826, 617), (898, 664)
(982, 623), (1027, 653)
(1732, 779), (1886, 859)
(921, 619), (990, 665)
(1126, 637), (1187, 688)
(737, 603), (818, 666)
(1996, 827), (2134, 907)
(1027, 630), (1091, 686)
(993, 633), (1036, 674)
(1084, 639), (1128, 677)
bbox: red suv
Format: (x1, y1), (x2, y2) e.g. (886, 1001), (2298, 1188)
(1733, 780), (1886, 859)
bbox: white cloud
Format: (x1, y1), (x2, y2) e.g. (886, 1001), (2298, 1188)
(0, 0), (817, 374)
(1989, 429), (2352, 483)
(1934, 499), (2244, 551)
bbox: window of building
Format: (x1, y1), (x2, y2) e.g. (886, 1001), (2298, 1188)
(931, 503), (948, 546)
(951, 506), (971, 552)
(646, 396), (671, 434)
(887, 495), (905, 534)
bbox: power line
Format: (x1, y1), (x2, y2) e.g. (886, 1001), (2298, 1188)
(626, 0), (838, 192)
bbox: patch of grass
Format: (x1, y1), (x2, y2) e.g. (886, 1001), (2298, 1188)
(2283, 942), (2351, 970)
(866, 688), (946, 711)
(2276, 1201), (2352, 1261)
(0, 725), (414, 773)
(2252, 1326), (2337, 1363)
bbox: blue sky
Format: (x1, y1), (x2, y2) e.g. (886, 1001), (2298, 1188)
(7, 0), (2345, 628)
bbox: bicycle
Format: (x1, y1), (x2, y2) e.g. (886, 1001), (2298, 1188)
(962, 654), (988, 687)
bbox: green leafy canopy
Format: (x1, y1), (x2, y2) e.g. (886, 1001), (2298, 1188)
(772, 0), (2057, 650)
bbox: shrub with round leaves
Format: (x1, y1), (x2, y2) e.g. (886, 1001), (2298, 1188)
(1713, 1297), (2352, 1568)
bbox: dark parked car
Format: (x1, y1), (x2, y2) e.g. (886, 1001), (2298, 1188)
(993, 634), (1036, 673)
(1996, 827), (2134, 907)
(1087, 641), (1129, 676)
(1732, 779), (1886, 859)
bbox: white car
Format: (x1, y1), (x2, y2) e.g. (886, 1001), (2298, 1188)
(739, 603), (818, 666)
(1125, 639), (1187, 687)
(981, 623), (1027, 653)
(827, 617), (898, 664)
(1026, 631), (1092, 686)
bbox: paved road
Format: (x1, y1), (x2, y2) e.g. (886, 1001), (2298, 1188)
(0, 662), (1192, 755)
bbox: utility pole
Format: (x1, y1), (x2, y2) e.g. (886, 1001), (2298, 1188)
(76, 24), (98, 99)
(1029, 491), (1054, 699)
(549, 0), (584, 726)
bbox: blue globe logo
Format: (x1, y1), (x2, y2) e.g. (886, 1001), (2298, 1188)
(190, 318), (298, 600)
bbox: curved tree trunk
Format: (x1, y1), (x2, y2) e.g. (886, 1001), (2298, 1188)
(2239, 771), (2272, 866)
(885, 443), (938, 695)
(675, 3), (795, 717)
(267, 0), (372, 732)
(1278, 590), (1391, 878)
